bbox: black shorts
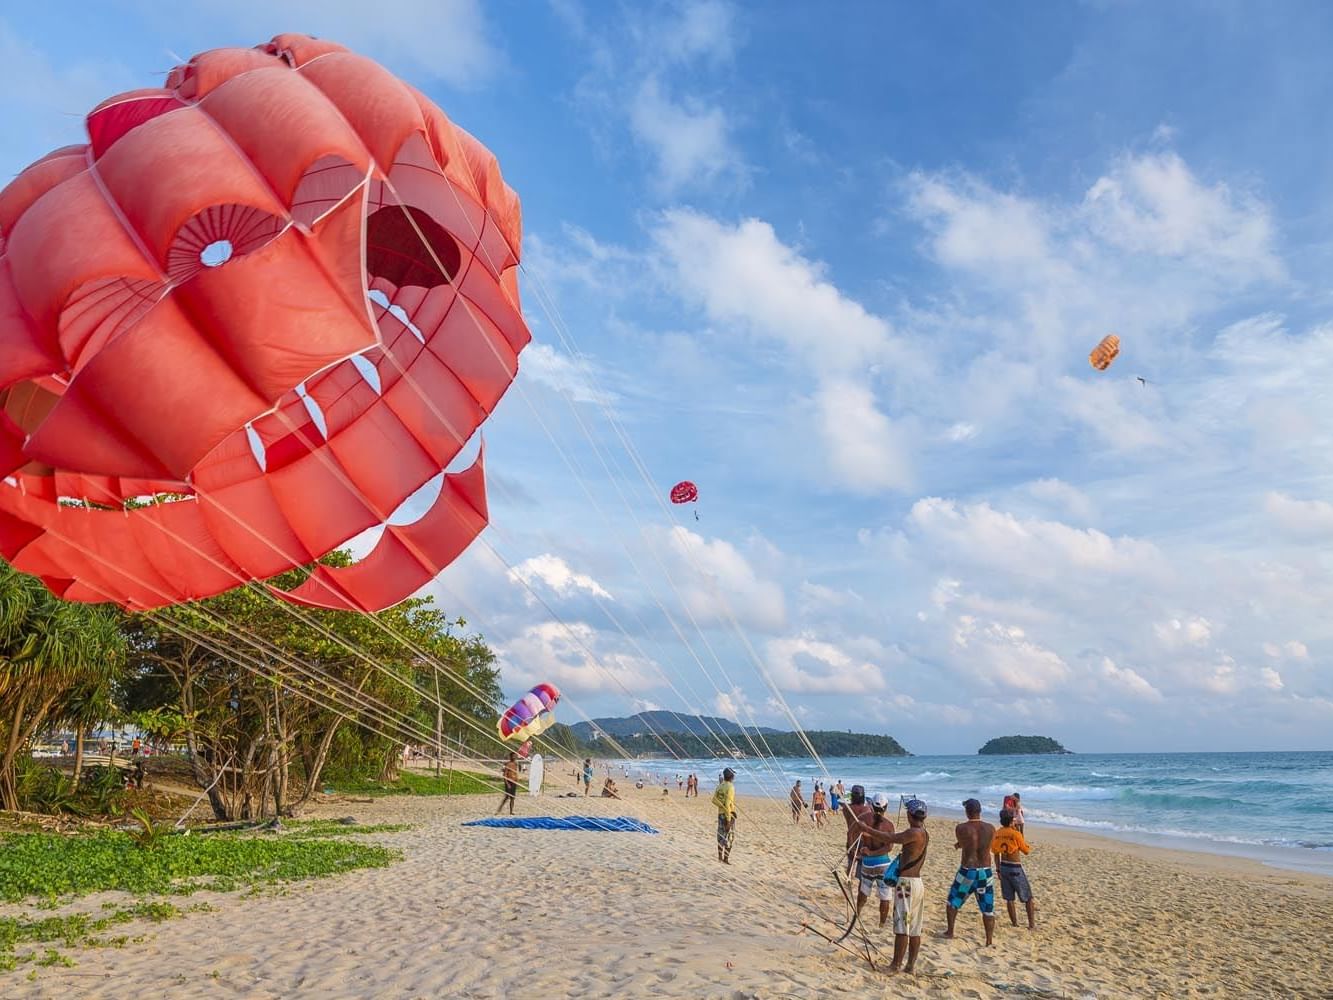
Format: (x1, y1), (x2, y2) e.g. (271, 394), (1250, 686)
(999, 862), (1032, 902)
(503, 781), (517, 796)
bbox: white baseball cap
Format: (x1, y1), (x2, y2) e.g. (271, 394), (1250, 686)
(872, 792), (890, 809)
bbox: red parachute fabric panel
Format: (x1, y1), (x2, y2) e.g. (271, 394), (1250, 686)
(86, 91), (186, 159)
(0, 33), (528, 611)
(272, 448), (488, 613)
(26, 190), (375, 479)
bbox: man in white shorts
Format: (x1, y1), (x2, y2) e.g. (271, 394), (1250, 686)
(845, 792), (896, 926)
(842, 796), (930, 972)
(888, 799), (930, 973)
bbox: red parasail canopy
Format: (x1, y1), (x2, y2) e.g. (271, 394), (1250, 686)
(0, 34), (530, 613)
(669, 481), (698, 504)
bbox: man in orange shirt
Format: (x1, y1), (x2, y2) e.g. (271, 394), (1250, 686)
(991, 807), (1036, 929)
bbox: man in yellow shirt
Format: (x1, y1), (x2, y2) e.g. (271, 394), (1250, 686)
(991, 808), (1036, 929)
(712, 767), (737, 864)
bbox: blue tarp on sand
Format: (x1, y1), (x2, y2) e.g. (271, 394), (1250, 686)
(461, 816), (659, 833)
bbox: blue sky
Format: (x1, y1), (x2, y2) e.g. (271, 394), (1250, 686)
(5, 1), (1333, 753)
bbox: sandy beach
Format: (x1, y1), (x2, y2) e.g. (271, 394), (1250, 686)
(3, 780), (1329, 1000)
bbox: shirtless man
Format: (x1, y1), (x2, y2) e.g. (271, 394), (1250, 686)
(842, 792), (896, 928)
(944, 798), (996, 945)
(843, 784), (873, 875)
(789, 780), (805, 824)
(845, 797), (930, 973)
(496, 752), (519, 815)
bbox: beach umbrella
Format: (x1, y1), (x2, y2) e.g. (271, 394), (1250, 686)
(0, 34), (529, 613)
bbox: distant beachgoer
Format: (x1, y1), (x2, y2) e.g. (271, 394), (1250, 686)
(582, 758), (593, 796)
(497, 752), (519, 815)
(1011, 793), (1025, 833)
(130, 759), (146, 790)
(842, 792), (897, 927)
(601, 777), (620, 799)
(945, 798), (996, 945)
(686, 774), (698, 798)
(830, 780), (844, 813)
(992, 807), (1036, 929)
(131, 737), (141, 756)
(677, 773), (683, 790)
(811, 784), (828, 827)
(712, 767), (737, 863)
(635, 779), (644, 789)
(844, 784), (873, 875)
(790, 780), (805, 824)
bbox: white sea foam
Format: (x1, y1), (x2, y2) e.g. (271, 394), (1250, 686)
(1025, 808), (1333, 851)
(980, 782), (1114, 800)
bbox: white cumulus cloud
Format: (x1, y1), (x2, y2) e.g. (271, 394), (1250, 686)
(508, 554), (613, 602)
(1154, 617), (1213, 649)
(949, 616), (1071, 693)
(1264, 492), (1333, 540)
(765, 634), (886, 694)
(1099, 657), (1163, 702)
(652, 210), (913, 493)
(499, 622), (660, 696)
(650, 525), (787, 633)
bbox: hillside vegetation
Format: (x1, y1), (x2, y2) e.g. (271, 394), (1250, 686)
(978, 735), (1071, 755)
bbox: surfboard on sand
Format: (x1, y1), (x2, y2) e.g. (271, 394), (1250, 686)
(528, 753), (544, 796)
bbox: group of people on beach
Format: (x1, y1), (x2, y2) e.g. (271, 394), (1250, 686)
(707, 770), (1037, 975)
(840, 787), (1037, 973)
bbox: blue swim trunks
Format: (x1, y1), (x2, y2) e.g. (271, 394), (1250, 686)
(947, 866), (995, 915)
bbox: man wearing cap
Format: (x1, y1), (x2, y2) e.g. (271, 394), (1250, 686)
(842, 792), (897, 929)
(945, 798), (996, 945)
(842, 784), (874, 875)
(711, 768), (737, 863)
(845, 797), (931, 973)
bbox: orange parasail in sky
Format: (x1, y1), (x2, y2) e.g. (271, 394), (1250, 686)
(1089, 334), (1120, 371)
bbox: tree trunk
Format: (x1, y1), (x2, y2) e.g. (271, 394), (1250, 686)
(290, 666), (371, 809)
(0, 691), (32, 812)
(290, 716), (345, 809)
(185, 730), (232, 822)
(72, 728), (87, 785)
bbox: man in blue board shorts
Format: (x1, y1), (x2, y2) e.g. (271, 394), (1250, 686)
(944, 798), (996, 946)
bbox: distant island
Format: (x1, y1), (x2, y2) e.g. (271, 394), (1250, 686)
(978, 735), (1072, 755)
(539, 713), (909, 758)
(570, 711), (782, 741)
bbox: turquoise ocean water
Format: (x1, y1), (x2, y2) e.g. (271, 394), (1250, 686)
(624, 750), (1333, 876)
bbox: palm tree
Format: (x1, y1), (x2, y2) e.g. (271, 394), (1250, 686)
(0, 562), (126, 811)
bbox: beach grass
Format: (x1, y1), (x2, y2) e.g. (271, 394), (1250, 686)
(324, 769), (496, 797)
(283, 819), (415, 838)
(0, 828), (401, 902)
(0, 823), (404, 972)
